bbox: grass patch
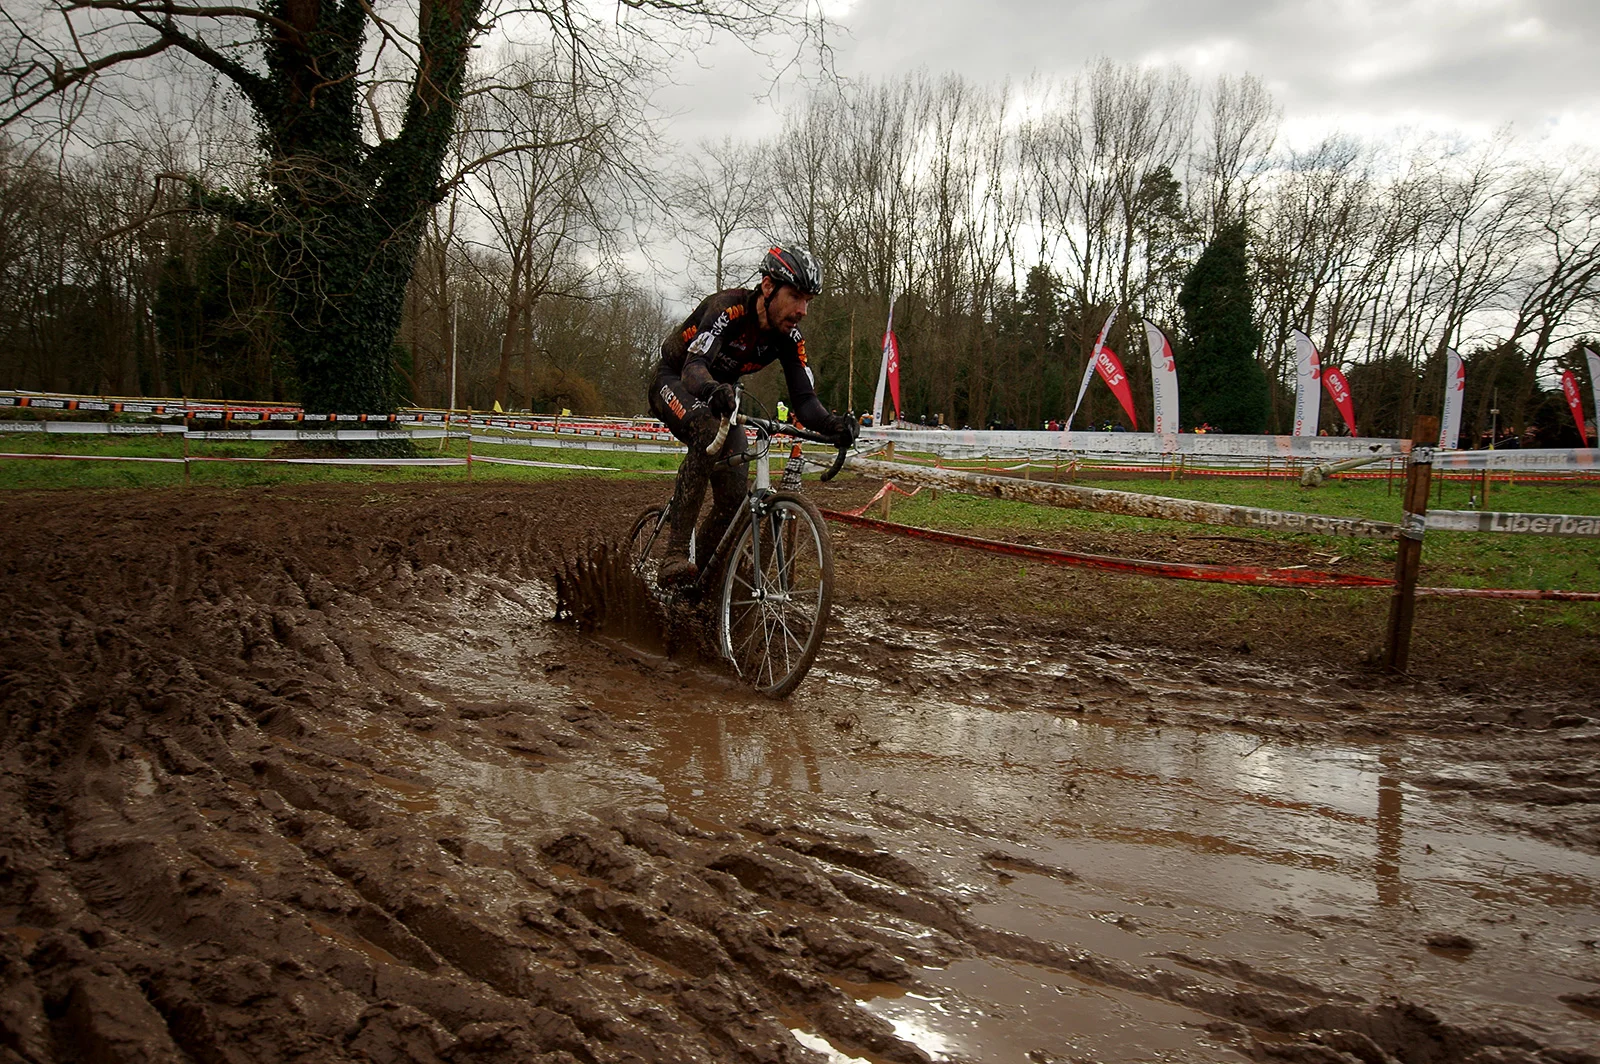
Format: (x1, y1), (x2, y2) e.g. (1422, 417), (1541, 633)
(0, 430), (681, 490)
(846, 467), (1600, 601)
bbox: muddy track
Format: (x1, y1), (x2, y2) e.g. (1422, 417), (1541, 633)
(1, 481), (1596, 1063)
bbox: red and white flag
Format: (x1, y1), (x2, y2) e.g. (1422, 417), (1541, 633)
(1094, 345), (1139, 430)
(1562, 369), (1589, 446)
(872, 293), (898, 424)
(1321, 364), (1357, 437)
(1143, 322), (1180, 439)
(1439, 348), (1465, 449)
(884, 330), (902, 422)
(1291, 329), (1322, 437)
(1068, 308), (1117, 430)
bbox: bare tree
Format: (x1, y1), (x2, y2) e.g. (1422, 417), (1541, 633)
(1193, 73), (1279, 237)
(671, 135), (771, 293)
(2, 0), (825, 413)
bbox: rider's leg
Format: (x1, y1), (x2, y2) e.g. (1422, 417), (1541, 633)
(698, 425), (749, 558)
(649, 371), (718, 582)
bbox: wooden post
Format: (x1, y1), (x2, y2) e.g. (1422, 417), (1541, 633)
(847, 309), (856, 415)
(1387, 458), (1394, 495)
(1480, 466), (1490, 509)
(1382, 416), (1438, 672)
(879, 482), (892, 520)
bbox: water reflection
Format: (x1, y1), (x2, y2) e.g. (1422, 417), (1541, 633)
(1376, 754), (1408, 908)
(649, 702), (825, 812)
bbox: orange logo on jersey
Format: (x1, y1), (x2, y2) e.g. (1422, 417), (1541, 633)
(795, 338), (808, 366)
(658, 385), (686, 420)
(682, 325), (698, 344)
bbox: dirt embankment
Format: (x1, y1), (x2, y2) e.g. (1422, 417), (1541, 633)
(0, 480), (1596, 1063)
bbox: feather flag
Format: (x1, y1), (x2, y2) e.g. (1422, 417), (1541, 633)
(1561, 369), (1589, 446)
(1321, 364), (1357, 437)
(872, 294), (897, 424)
(1586, 348), (1600, 443)
(1439, 348), (1465, 449)
(1094, 345), (1138, 430)
(884, 329), (902, 423)
(1291, 329), (1322, 437)
(1067, 308), (1118, 430)
(1143, 322), (1180, 439)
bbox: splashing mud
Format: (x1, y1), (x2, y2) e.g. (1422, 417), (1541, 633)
(1, 481), (1596, 1063)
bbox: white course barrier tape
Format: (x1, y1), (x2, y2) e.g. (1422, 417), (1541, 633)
(467, 432), (682, 455)
(1430, 447), (1600, 472)
(1, 422), (185, 434)
(185, 456), (468, 466)
(1, 452), (186, 463)
(472, 455), (619, 472)
(186, 428), (463, 441)
(1427, 510), (1600, 537)
(861, 426), (1408, 462)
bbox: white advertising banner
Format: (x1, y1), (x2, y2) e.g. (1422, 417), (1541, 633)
(1587, 348), (1600, 438)
(1144, 322), (1180, 440)
(1291, 329), (1322, 438)
(1439, 348), (1465, 449)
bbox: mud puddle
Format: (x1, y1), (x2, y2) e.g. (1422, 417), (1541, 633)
(498, 594), (1600, 1062)
(2, 483), (1595, 1064)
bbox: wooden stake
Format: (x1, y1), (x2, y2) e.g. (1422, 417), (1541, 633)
(1382, 416), (1438, 672)
(848, 309), (856, 414)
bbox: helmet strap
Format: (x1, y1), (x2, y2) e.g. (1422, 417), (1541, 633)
(756, 278), (775, 329)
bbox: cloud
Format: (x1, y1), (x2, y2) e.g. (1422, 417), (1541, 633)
(657, 0), (1600, 151)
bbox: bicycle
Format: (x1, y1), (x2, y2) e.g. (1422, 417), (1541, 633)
(626, 391), (851, 697)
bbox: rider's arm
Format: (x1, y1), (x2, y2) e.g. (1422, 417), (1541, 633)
(779, 334), (831, 429)
(678, 296), (745, 400)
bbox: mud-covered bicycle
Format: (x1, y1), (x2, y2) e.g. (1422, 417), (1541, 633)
(627, 391), (851, 697)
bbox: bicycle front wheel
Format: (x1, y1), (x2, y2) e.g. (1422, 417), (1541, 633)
(719, 493), (834, 697)
(626, 504), (668, 571)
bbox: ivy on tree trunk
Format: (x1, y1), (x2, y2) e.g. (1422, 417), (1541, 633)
(210, 0), (485, 415)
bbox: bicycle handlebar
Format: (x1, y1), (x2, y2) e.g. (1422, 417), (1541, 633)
(705, 389), (851, 481)
(734, 413), (852, 482)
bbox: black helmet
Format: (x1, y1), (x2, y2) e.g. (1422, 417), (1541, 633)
(759, 244), (823, 296)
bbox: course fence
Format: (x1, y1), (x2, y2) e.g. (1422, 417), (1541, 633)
(834, 420), (1600, 670)
(6, 393), (1597, 670)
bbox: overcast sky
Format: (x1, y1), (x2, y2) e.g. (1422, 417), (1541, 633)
(655, 0), (1600, 152)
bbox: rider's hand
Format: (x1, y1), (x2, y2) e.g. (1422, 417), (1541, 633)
(706, 383), (737, 416)
(823, 412), (859, 446)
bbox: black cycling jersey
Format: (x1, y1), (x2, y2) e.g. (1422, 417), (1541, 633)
(657, 288), (829, 429)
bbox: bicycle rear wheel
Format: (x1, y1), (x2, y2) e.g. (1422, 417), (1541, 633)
(718, 493), (833, 697)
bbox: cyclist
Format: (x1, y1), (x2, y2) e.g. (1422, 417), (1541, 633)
(648, 243), (858, 585)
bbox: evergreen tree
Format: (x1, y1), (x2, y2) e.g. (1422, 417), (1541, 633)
(1175, 221), (1269, 432)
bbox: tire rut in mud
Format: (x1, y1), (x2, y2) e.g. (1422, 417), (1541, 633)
(1, 482), (1596, 1064)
